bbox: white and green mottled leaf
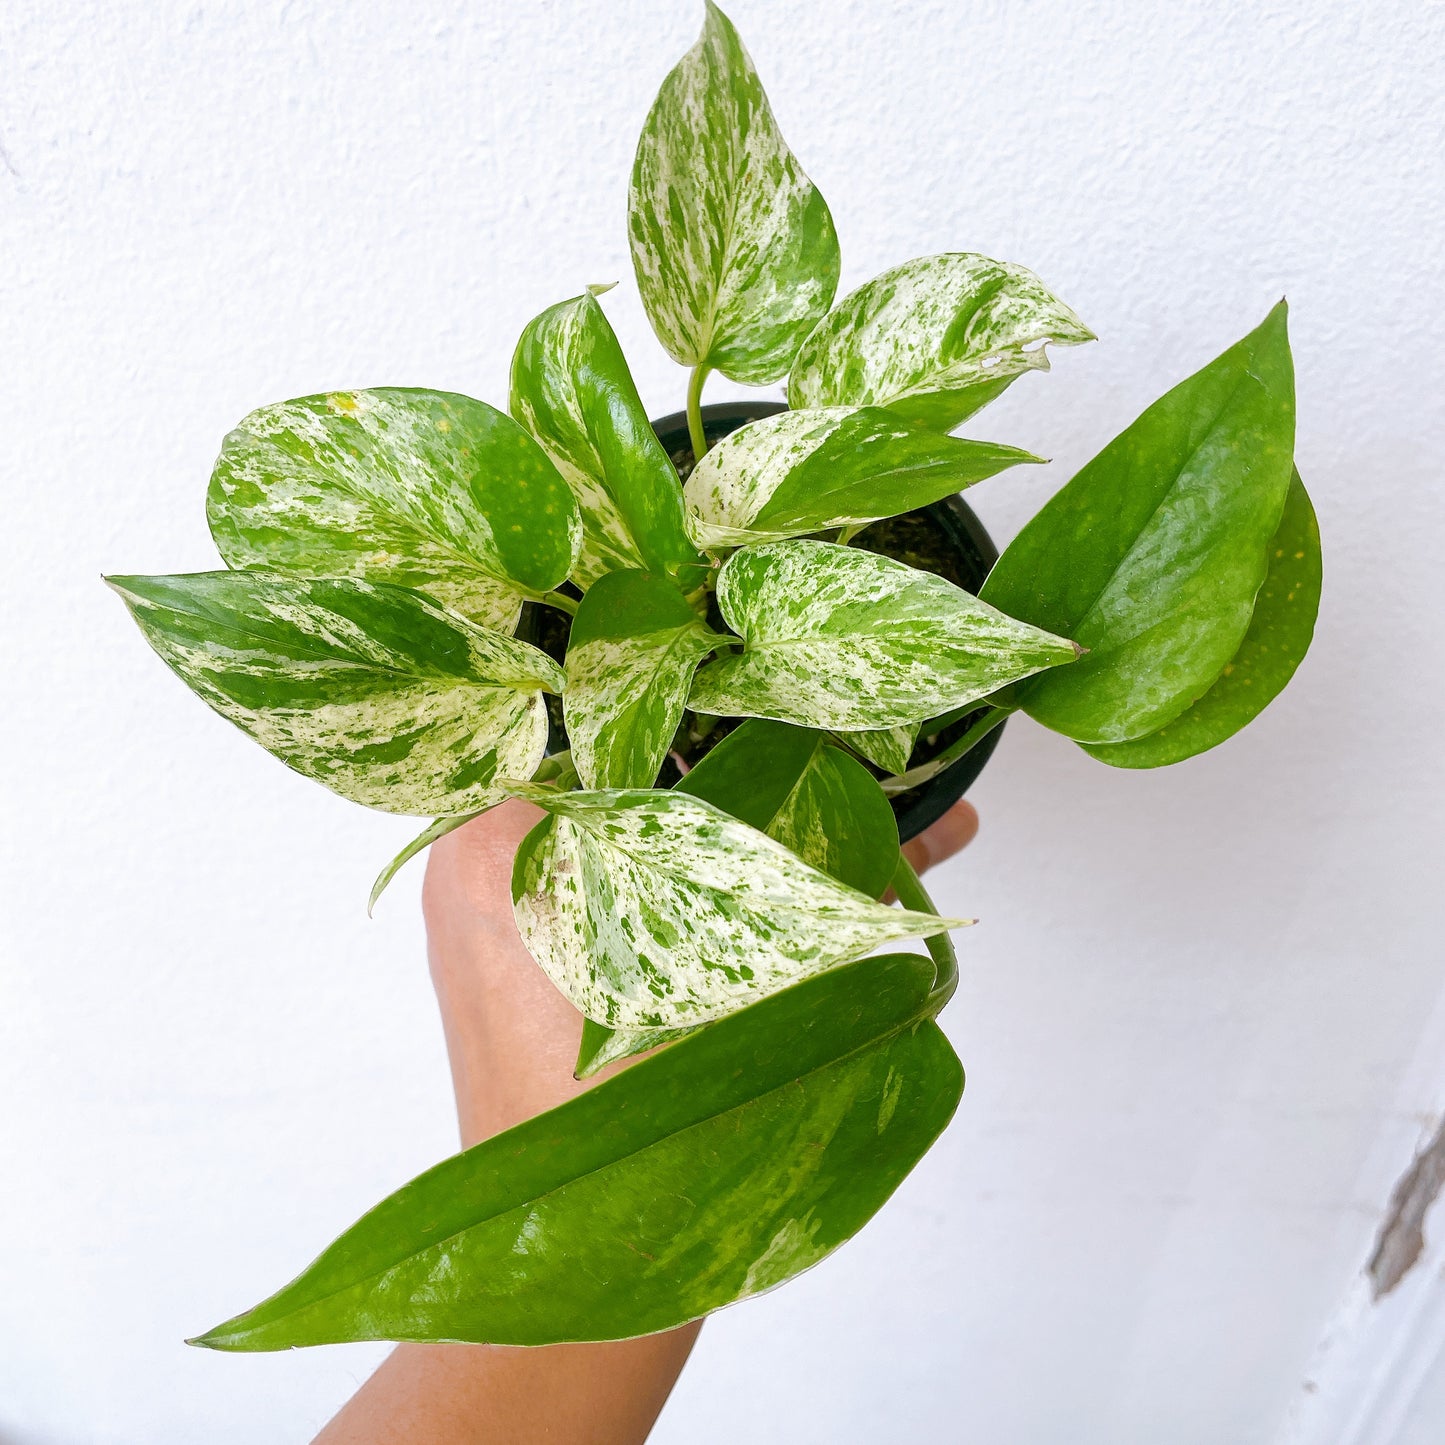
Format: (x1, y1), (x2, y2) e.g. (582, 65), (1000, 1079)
(789, 253), (1094, 432)
(837, 723), (918, 775)
(628, 2), (840, 384)
(981, 303), (1297, 744)
(683, 406), (1041, 548)
(207, 389), (580, 631)
(1083, 468), (1320, 767)
(508, 786), (964, 1029)
(563, 570), (722, 789)
(108, 572), (561, 815)
(510, 293), (706, 590)
(687, 540), (1079, 731)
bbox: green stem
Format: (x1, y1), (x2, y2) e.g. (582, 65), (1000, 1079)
(540, 589), (579, 617)
(891, 853), (958, 1003)
(686, 364), (712, 462)
(881, 705), (1010, 797)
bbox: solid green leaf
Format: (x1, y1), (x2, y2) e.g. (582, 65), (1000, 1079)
(510, 292), (706, 590)
(688, 540), (1079, 731)
(837, 724), (918, 775)
(683, 406), (1041, 548)
(206, 389), (580, 631)
(980, 302), (1296, 744)
(108, 572), (561, 815)
(1083, 469), (1320, 767)
(563, 570), (722, 789)
(368, 812), (484, 915)
(193, 953), (962, 1350)
(509, 785), (964, 1029)
(789, 253), (1094, 431)
(573, 1018), (692, 1080)
(675, 719), (900, 897)
(628, 2), (840, 384)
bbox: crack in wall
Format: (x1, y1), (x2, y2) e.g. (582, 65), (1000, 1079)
(1367, 1112), (1445, 1300)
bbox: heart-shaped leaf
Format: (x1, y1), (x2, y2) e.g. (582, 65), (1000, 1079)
(191, 953), (962, 1351)
(1083, 468), (1320, 767)
(207, 389), (580, 631)
(510, 292), (706, 590)
(108, 572), (561, 815)
(980, 303), (1296, 745)
(683, 406), (1041, 548)
(676, 719), (900, 898)
(564, 570), (722, 789)
(687, 540), (1079, 730)
(789, 253), (1094, 431)
(628, 2), (840, 384)
(509, 785), (964, 1029)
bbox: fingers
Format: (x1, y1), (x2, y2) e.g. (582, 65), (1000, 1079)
(901, 799), (979, 877)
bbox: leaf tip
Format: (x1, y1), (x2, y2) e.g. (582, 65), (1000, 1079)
(586, 281), (618, 297)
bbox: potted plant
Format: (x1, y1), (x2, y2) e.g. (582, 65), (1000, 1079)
(109, 2), (1320, 1353)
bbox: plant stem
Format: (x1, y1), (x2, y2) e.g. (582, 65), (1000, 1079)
(880, 705), (1010, 796)
(891, 853), (958, 1004)
(540, 589), (579, 616)
(686, 364), (712, 462)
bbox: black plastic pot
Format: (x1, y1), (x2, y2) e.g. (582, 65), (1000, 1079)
(519, 400), (1006, 844)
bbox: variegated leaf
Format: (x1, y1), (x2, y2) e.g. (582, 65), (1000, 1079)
(837, 724), (918, 775)
(564, 569), (722, 789)
(207, 389), (580, 631)
(683, 406), (1041, 548)
(628, 2), (840, 384)
(789, 253), (1094, 432)
(574, 1018), (691, 1079)
(510, 293), (706, 590)
(108, 572), (561, 815)
(508, 786), (964, 1029)
(687, 540), (1079, 730)
(676, 719), (900, 898)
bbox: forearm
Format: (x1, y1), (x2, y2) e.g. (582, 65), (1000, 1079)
(315, 803), (699, 1443)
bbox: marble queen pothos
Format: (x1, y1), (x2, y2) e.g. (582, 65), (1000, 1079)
(112, 2), (1318, 1353)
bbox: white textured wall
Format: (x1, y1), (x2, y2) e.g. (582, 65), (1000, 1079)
(3, 2), (1443, 1441)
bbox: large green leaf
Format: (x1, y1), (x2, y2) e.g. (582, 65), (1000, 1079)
(980, 303), (1296, 744)
(193, 953), (962, 1351)
(108, 572), (561, 815)
(683, 406), (1040, 548)
(564, 570), (722, 789)
(675, 719), (899, 898)
(508, 785), (963, 1029)
(789, 253), (1094, 431)
(628, 2), (840, 385)
(688, 540), (1079, 730)
(510, 292), (706, 590)
(1084, 469), (1320, 767)
(206, 389), (580, 631)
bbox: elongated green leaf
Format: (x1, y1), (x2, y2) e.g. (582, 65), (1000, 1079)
(837, 724), (918, 775)
(206, 389), (580, 631)
(628, 2), (840, 384)
(688, 540), (1078, 731)
(683, 406), (1041, 548)
(1084, 469), (1320, 767)
(508, 785), (963, 1029)
(574, 1018), (692, 1079)
(980, 303), (1296, 744)
(193, 953), (961, 1350)
(789, 253), (1094, 431)
(564, 570), (721, 789)
(108, 572), (560, 815)
(675, 719), (899, 897)
(510, 293), (706, 590)
(369, 812), (484, 915)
